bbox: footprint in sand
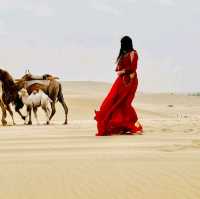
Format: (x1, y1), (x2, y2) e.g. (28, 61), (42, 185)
(192, 140), (200, 148)
(184, 129), (194, 133)
(159, 144), (188, 152)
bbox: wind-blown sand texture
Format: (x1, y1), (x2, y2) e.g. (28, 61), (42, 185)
(0, 81), (200, 199)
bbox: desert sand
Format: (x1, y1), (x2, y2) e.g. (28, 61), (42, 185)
(0, 81), (200, 199)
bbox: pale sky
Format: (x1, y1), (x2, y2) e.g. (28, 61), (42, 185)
(0, 0), (199, 92)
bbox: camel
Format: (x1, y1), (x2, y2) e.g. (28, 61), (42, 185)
(15, 73), (68, 125)
(0, 69), (25, 126)
(18, 88), (52, 125)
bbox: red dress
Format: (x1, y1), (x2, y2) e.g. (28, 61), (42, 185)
(95, 50), (140, 136)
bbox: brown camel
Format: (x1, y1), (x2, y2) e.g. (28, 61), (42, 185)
(15, 73), (68, 125)
(0, 69), (25, 126)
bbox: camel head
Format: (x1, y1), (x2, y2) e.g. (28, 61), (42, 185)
(18, 88), (29, 98)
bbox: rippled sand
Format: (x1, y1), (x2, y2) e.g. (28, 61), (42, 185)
(0, 82), (200, 199)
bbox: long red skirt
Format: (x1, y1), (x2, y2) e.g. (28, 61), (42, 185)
(95, 76), (138, 136)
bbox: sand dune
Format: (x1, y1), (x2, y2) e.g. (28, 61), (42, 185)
(0, 81), (200, 199)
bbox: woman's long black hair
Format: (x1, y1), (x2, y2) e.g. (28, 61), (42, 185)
(117, 36), (134, 62)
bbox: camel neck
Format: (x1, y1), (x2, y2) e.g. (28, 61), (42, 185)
(21, 95), (29, 105)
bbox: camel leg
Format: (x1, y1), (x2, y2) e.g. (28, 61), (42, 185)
(27, 106), (32, 125)
(60, 100), (68, 125)
(6, 104), (15, 125)
(58, 96), (68, 125)
(15, 98), (26, 121)
(0, 100), (7, 126)
(16, 109), (26, 121)
(47, 106), (51, 118)
(42, 106), (50, 125)
(57, 84), (68, 125)
(33, 107), (39, 125)
(49, 102), (56, 122)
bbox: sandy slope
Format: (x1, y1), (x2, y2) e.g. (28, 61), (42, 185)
(0, 81), (200, 199)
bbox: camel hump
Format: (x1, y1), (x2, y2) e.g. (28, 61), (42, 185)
(43, 74), (59, 80)
(19, 73), (59, 82)
(26, 80), (50, 87)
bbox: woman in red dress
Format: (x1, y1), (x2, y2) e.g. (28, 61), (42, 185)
(95, 36), (143, 136)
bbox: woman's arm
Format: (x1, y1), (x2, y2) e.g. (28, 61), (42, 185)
(130, 72), (135, 79)
(116, 69), (125, 76)
(117, 69), (135, 79)
(129, 51), (137, 79)
(116, 51), (137, 77)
